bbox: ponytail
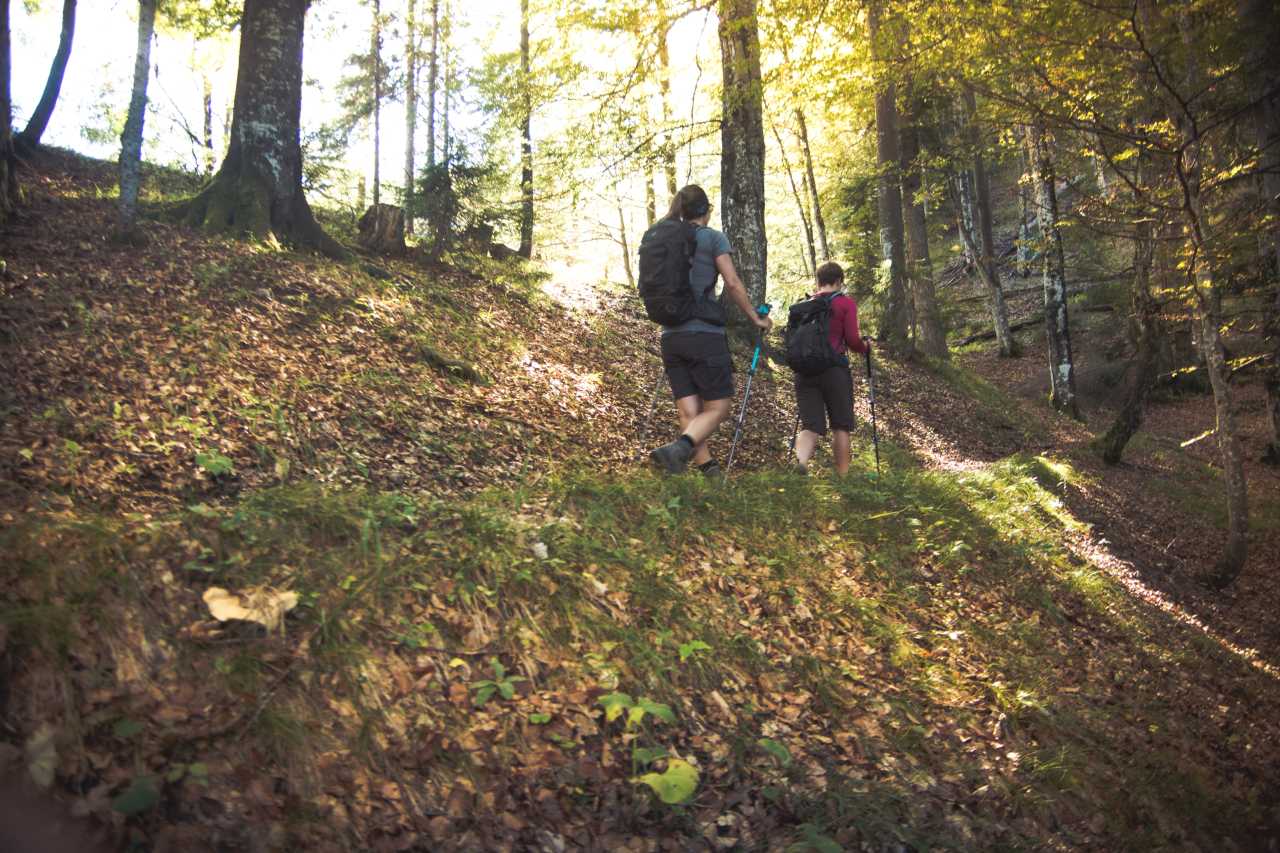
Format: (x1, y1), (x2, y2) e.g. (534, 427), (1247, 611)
(665, 185), (711, 221)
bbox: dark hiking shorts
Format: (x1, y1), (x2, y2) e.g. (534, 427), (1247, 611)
(795, 363), (855, 435)
(661, 332), (734, 401)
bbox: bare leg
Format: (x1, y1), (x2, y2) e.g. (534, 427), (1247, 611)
(675, 395), (732, 465)
(795, 429), (820, 466)
(832, 429), (851, 475)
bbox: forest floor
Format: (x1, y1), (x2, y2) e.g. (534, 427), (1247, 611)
(2, 149), (1279, 852)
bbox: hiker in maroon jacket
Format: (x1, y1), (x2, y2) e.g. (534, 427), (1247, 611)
(793, 262), (868, 475)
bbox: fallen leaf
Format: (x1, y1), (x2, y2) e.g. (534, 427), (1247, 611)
(202, 586), (298, 632)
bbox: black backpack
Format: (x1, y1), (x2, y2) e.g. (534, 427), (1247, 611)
(637, 219), (724, 327)
(785, 293), (843, 376)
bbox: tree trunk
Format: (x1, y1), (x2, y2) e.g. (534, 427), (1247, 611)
(1237, 0), (1280, 463)
(867, 1), (911, 357)
(617, 200), (635, 288)
(371, 0), (382, 208)
(900, 108), (947, 360)
(117, 0), (155, 234)
(15, 0), (75, 153)
(962, 88), (1015, 357)
(202, 74), (214, 175)
(717, 0), (768, 322)
(178, 0), (343, 257)
(441, 0), (451, 162)
(518, 0), (533, 259)
(657, 8), (677, 197)
(427, 0), (438, 169)
(403, 0), (416, 235)
(1016, 151), (1035, 278)
(358, 202), (405, 253)
(795, 109), (829, 262)
(0, 0), (16, 224)
(645, 171), (655, 226)
(955, 169), (976, 267)
(1099, 201), (1159, 464)
(771, 118), (816, 276)
(1024, 120), (1080, 419)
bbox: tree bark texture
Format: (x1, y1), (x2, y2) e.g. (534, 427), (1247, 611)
(427, 0), (438, 169)
(795, 109), (829, 262)
(15, 0), (75, 152)
(403, 0), (416, 235)
(772, 118), (815, 276)
(371, 0), (382, 208)
(0, 0), (16, 224)
(1025, 120), (1080, 419)
(956, 169), (976, 267)
(1236, 0), (1280, 463)
(179, 0), (342, 257)
(900, 111), (947, 360)
(963, 88), (1014, 357)
(645, 172), (655, 226)
(717, 0), (768, 318)
(617, 201), (635, 288)
(1099, 205), (1159, 464)
(441, 0), (451, 161)
(118, 0), (156, 233)
(867, 2), (911, 358)
(519, 0), (533, 259)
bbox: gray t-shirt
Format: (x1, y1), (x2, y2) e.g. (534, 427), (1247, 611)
(662, 226), (733, 336)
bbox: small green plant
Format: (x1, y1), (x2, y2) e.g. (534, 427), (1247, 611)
(470, 658), (526, 706)
(678, 640), (711, 663)
(195, 450), (234, 477)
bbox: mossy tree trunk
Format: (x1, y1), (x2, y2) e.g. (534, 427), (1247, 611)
(1025, 120), (1080, 419)
(15, 0), (75, 154)
(1099, 192), (1159, 464)
(718, 0), (768, 322)
(179, 0), (342, 258)
(900, 106), (947, 360)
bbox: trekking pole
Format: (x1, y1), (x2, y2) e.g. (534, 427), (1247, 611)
(864, 338), (881, 476)
(726, 304), (772, 472)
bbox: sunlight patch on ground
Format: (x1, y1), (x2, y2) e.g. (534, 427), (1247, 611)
(1064, 523), (1280, 679)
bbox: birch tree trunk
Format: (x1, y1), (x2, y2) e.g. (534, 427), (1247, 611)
(118, 0), (156, 234)
(15, 0), (75, 153)
(403, 0), (416, 235)
(1025, 120), (1080, 419)
(1, 0), (18, 224)
(441, 0), (451, 162)
(867, 1), (911, 357)
(795, 109), (829, 261)
(717, 0), (768, 319)
(427, 0), (438, 169)
(371, 0), (382, 208)
(202, 74), (214, 175)
(1237, 0), (1280, 463)
(178, 0), (342, 257)
(900, 112), (947, 359)
(518, 0), (533, 259)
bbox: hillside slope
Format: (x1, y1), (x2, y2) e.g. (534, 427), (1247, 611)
(2, 152), (1280, 851)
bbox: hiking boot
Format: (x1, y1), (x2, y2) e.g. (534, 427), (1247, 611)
(790, 460), (809, 476)
(650, 439), (694, 474)
(699, 461), (723, 481)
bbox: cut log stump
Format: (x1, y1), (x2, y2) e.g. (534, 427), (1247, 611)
(358, 204), (406, 255)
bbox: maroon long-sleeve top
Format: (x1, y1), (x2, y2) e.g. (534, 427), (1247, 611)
(821, 292), (869, 356)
